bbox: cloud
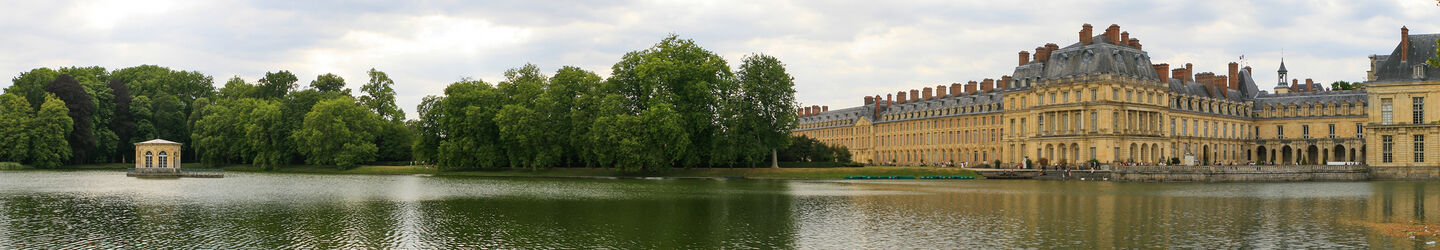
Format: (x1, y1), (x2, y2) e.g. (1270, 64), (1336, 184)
(0, 0), (1437, 118)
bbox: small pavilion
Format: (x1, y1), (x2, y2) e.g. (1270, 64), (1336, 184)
(134, 139), (182, 169)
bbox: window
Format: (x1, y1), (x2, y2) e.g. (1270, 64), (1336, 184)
(1302, 125), (1309, 139)
(1328, 124), (1335, 138)
(1126, 90), (1133, 102)
(1171, 118), (1176, 135)
(1383, 135), (1394, 163)
(1277, 125), (1284, 139)
(144, 151), (153, 168)
(1357, 123), (1364, 137)
(1113, 89), (1119, 101)
(1416, 135), (1426, 163)
(1020, 118), (1026, 136)
(1091, 89), (1098, 101)
(1090, 112), (1098, 132)
(1050, 93), (1056, 104)
(1414, 97), (1425, 124)
(1063, 92), (1069, 103)
(1417, 65), (1427, 79)
(158, 151), (168, 168)
(1382, 98), (1393, 125)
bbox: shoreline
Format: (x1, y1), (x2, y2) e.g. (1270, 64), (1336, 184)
(6, 164), (985, 180)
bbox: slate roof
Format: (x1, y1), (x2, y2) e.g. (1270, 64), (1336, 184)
(1253, 89), (1368, 111)
(1012, 34), (1161, 83)
(1372, 33), (1440, 82)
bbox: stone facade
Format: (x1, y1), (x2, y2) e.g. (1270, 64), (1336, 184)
(134, 139), (182, 169)
(793, 24), (1438, 175)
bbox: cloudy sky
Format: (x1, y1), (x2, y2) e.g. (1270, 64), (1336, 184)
(2, 0), (1437, 118)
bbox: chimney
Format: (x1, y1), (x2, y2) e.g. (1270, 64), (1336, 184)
(1228, 62), (1240, 90)
(1134, 40), (1142, 50)
(1080, 24), (1093, 45)
(1217, 76), (1229, 95)
(1185, 63), (1194, 82)
(1106, 24), (1121, 43)
(909, 89), (919, 102)
(1292, 79), (1299, 90)
(1121, 32), (1129, 45)
(822, 106), (828, 112)
(886, 94), (893, 106)
(1306, 78), (1315, 92)
(981, 79), (994, 92)
(865, 96), (874, 105)
(965, 81), (978, 94)
(802, 107), (810, 116)
(999, 75), (1012, 90)
(1034, 46), (1047, 62)
(1172, 68), (1186, 83)
(923, 87), (933, 100)
(796, 108), (803, 117)
(1019, 51), (1031, 65)
(897, 91), (907, 103)
(936, 85), (947, 97)
(1045, 43), (1060, 55)
(950, 83), (961, 96)
(1402, 26), (1410, 62)
(1128, 38), (1139, 48)
(1153, 64), (1170, 82)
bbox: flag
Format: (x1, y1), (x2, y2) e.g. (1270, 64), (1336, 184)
(1239, 55), (1245, 60)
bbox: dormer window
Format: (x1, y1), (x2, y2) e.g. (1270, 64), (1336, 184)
(1416, 65), (1427, 79)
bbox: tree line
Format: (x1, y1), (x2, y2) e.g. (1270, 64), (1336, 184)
(2, 35), (835, 171)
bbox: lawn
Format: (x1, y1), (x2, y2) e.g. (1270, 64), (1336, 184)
(20, 164), (983, 180)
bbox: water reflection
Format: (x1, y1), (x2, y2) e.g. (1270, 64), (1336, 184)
(3, 171), (1440, 248)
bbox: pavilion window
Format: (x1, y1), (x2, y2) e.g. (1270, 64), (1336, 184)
(1383, 135), (1394, 163)
(158, 151), (168, 168)
(1416, 134), (1426, 163)
(144, 151), (153, 168)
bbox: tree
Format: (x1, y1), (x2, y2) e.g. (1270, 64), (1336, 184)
(29, 94), (72, 168)
(191, 98), (263, 165)
(412, 95), (444, 164)
(310, 73), (348, 93)
(45, 74), (96, 164)
(0, 94), (32, 162)
(218, 76), (258, 99)
(605, 35), (734, 168)
(293, 97), (381, 168)
(733, 54), (797, 168)
(436, 78), (507, 170)
(546, 66), (602, 167)
(359, 68), (404, 122)
(6, 68), (59, 109)
(1330, 81), (1356, 90)
(257, 70), (298, 99)
(1429, 38), (1440, 68)
(109, 79), (134, 163)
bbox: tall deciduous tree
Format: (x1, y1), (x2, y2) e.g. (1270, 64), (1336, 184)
(30, 94), (72, 168)
(412, 95), (444, 164)
(0, 94), (32, 162)
(360, 68), (405, 122)
(605, 35), (733, 168)
(109, 79), (134, 163)
(436, 78), (507, 170)
(733, 54), (797, 168)
(293, 97), (381, 168)
(546, 66), (602, 167)
(310, 73), (348, 93)
(45, 75), (95, 164)
(257, 70), (298, 100)
(6, 68), (59, 110)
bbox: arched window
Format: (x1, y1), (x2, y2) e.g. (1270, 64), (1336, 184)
(144, 151), (153, 168)
(159, 151), (169, 168)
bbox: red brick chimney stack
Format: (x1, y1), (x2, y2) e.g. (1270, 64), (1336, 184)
(1292, 79), (1299, 90)
(999, 75), (1012, 90)
(1105, 24), (1120, 44)
(965, 81), (978, 94)
(1184, 63), (1194, 82)
(923, 87), (933, 100)
(864, 96), (874, 105)
(1153, 64), (1170, 82)
(897, 91), (907, 104)
(1019, 51), (1031, 65)
(1121, 31), (1129, 45)
(1080, 24), (1093, 45)
(1402, 26), (1410, 62)
(950, 83), (961, 96)
(822, 106), (828, 112)
(1306, 79), (1315, 92)
(886, 94), (893, 106)
(936, 85), (947, 97)
(909, 89), (919, 102)
(1034, 46), (1048, 62)
(981, 78), (995, 92)
(1228, 62), (1240, 90)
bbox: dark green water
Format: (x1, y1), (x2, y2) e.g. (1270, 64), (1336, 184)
(1, 171), (1437, 248)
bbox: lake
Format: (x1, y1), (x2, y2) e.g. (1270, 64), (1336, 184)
(0, 171), (1436, 248)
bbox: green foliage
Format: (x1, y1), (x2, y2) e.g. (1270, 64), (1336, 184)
(293, 97), (381, 168)
(310, 73), (348, 93)
(605, 35), (734, 168)
(436, 78), (507, 170)
(45, 74), (96, 165)
(732, 54), (798, 166)
(257, 70), (298, 99)
(29, 94), (72, 168)
(777, 135), (849, 164)
(360, 68), (404, 122)
(1429, 39), (1440, 69)
(218, 76), (258, 99)
(412, 95), (444, 164)
(1330, 81), (1354, 91)
(0, 94), (32, 162)
(6, 68), (59, 110)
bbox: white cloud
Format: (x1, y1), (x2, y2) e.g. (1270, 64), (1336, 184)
(0, 0), (1436, 118)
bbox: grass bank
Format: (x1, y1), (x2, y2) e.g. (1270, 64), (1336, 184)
(20, 163), (983, 180)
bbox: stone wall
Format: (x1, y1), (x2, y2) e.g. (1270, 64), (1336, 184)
(1112, 165), (1369, 182)
(1369, 167), (1440, 180)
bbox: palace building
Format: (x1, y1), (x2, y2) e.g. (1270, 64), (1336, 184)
(793, 24), (1438, 172)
